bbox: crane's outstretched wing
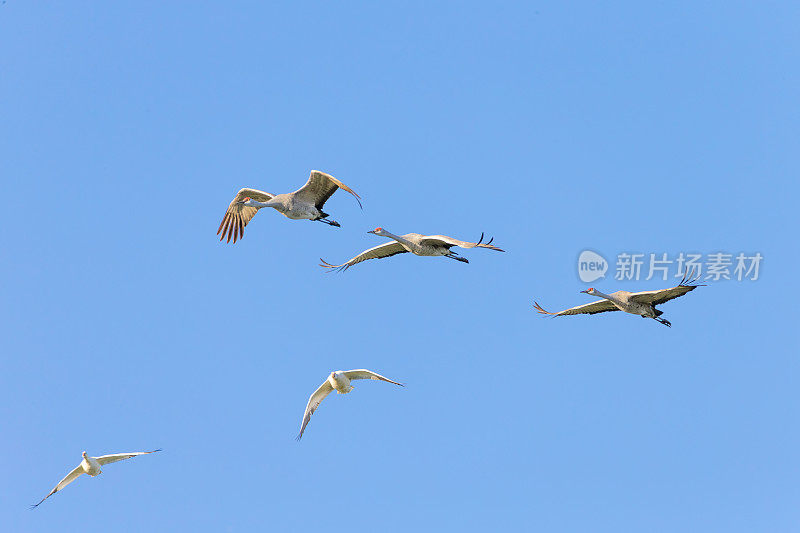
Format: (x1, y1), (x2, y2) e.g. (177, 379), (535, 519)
(297, 380), (335, 440)
(343, 369), (404, 387)
(319, 242), (408, 272)
(628, 269), (705, 306)
(533, 300), (619, 316)
(217, 188), (274, 244)
(95, 449), (162, 466)
(419, 233), (504, 252)
(293, 170), (362, 210)
(31, 464), (84, 508)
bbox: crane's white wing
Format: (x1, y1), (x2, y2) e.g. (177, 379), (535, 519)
(319, 242), (408, 272)
(533, 299), (619, 316)
(297, 380), (334, 440)
(95, 449), (162, 466)
(31, 464), (84, 508)
(293, 170), (362, 209)
(419, 233), (504, 252)
(628, 269), (704, 306)
(343, 369), (404, 387)
(217, 188), (274, 244)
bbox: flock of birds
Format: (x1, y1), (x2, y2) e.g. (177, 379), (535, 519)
(32, 170), (704, 508)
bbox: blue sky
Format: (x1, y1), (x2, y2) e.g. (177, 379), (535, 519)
(1, 1), (798, 531)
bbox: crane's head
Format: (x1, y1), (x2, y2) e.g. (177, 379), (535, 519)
(238, 196), (252, 205)
(368, 227), (386, 235)
(82, 451), (88, 459)
(581, 287), (598, 295)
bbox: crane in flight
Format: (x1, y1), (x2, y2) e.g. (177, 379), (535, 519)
(533, 269), (704, 327)
(217, 170), (361, 243)
(320, 227), (504, 271)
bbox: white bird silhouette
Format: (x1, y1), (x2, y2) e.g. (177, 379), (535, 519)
(533, 269), (703, 327)
(31, 449), (161, 508)
(217, 170), (362, 243)
(297, 369), (404, 440)
(320, 227), (504, 271)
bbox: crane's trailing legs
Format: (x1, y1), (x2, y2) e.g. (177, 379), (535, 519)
(445, 253), (469, 263)
(316, 213), (341, 227)
(652, 308), (671, 327)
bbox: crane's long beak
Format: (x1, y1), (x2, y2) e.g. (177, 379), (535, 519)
(580, 289), (590, 294)
(367, 230), (375, 234)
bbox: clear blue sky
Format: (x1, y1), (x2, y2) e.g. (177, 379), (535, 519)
(1, 1), (798, 531)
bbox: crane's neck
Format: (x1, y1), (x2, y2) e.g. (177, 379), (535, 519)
(381, 231), (413, 248)
(591, 289), (618, 303)
(245, 199), (277, 209)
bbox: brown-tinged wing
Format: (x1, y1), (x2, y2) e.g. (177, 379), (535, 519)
(629, 268), (705, 306)
(533, 299), (619, 316)
(319, 242), (408, 272)
(216, 188), (274, 244)
(293, 170), (362, 209)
